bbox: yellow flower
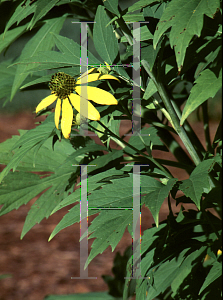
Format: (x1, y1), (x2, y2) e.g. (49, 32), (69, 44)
(217, 249), (222, 256)
(36, 68), (119, 139)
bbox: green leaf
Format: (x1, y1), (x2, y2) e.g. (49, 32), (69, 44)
(21, 168), (74, 239)
(171, 247), (206, 297)
(143, 2), (166, 19)
(13, 32), (101, 72)
(52, 33), (101, 66)
(44, 291), (121, 300)
(124, 126), (163, 155)
(103, 0), (119, 16)
(0, 131), (75, 172)
(0, 115), (56, 183)
(49, 174), (165, 253)
(212, 119), (222, 150)
(3, 2), (35, 35)
(0, 58), (46, 105)
(170, 265), (191, 296)
(49, 202), (100, 241)
(10, 16), (66, 100)
(89, 149), (123, 173)
(87, 175), (133, 209)
(121, 25), (153, 43)
(179, 158), (217, 209)
(0, 172), (42, 214)
(54, 0), (83, 4)
(20, 67), (80, 89)
(141, 225), (166, 252)
(181, 69), (222, 125)
(0, 138), (73, 212)
(12, 51), (82, 73)
(0, 59), (16, 102)
(153, 0), (220, 71)
(154, 254), (187, 298)
(199, 261), (222, 294)
(93, 5), (119, 64)
(108, 110), (122, 141)
(146, 247), (207, 300)
(83, 210), (133, 269)
(63, 144), (107, 166)
(85, 175), (175, 266)
(194, 37), (222, 78)
(146, 248), (189, 300)
(0, 137), (80, 237)
(123, 13), (145, 22)
(134, 280), (149, 300)
(124, 225), (167, 300)
(115, 64), (131, 80)
(126, 0), (158, 13)
(0, 25), (27, 55)
(28, 0), (60, 30)
(142, 178), (177, 226)
(20, 74), (53, 89)
(141, 42), (161, 71)
(50, 168), (126, 215)
(143, 79), (157, 100)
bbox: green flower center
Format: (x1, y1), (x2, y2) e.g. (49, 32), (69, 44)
(49, 72), (76, 99)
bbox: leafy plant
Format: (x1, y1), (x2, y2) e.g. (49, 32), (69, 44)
(0, 0), (222, 299)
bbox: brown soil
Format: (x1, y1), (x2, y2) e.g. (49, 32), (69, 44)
(0, 112), (219, 300)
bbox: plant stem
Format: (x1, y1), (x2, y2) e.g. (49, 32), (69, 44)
(171, 100), (206, 157)
(123, 156), (194, 172)
(106, 80), (115, 94)
(87, 123), (126, 148)
(155, 158), (194, 172)
(90, 120), (173, 178)
(141, 59), (202, 166)
(202, 101), (212, 153)
(115, 13), (201, 167)
(116, 7), (134, 46)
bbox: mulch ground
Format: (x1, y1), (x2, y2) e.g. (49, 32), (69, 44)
(0, 112), (219, 300)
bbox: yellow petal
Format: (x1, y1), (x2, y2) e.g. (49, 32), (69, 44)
(61, 98), (73, 139)
(87, 67), (96, 75)
(76, 67), (96, 82)
(75, 86), (118, 105)
(76, 73), (100, 85)
(97, 74), (120, 82)
(36, 94), (57, 113)
(76, 73), (120, 84)
(54, 98), (61, 129)
(104, 62), (111, 70)
(69, 93), (100, 120)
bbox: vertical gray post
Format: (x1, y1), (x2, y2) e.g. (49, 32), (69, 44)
(79, 22), (89, 136)
(125, 164), (149, 279)
(124, 22), (150, 138)
(132, 164), (141, 278)
(132, 22), (141, 135)
(71, 165), (97, 279)
(71, 22), (96, 137)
